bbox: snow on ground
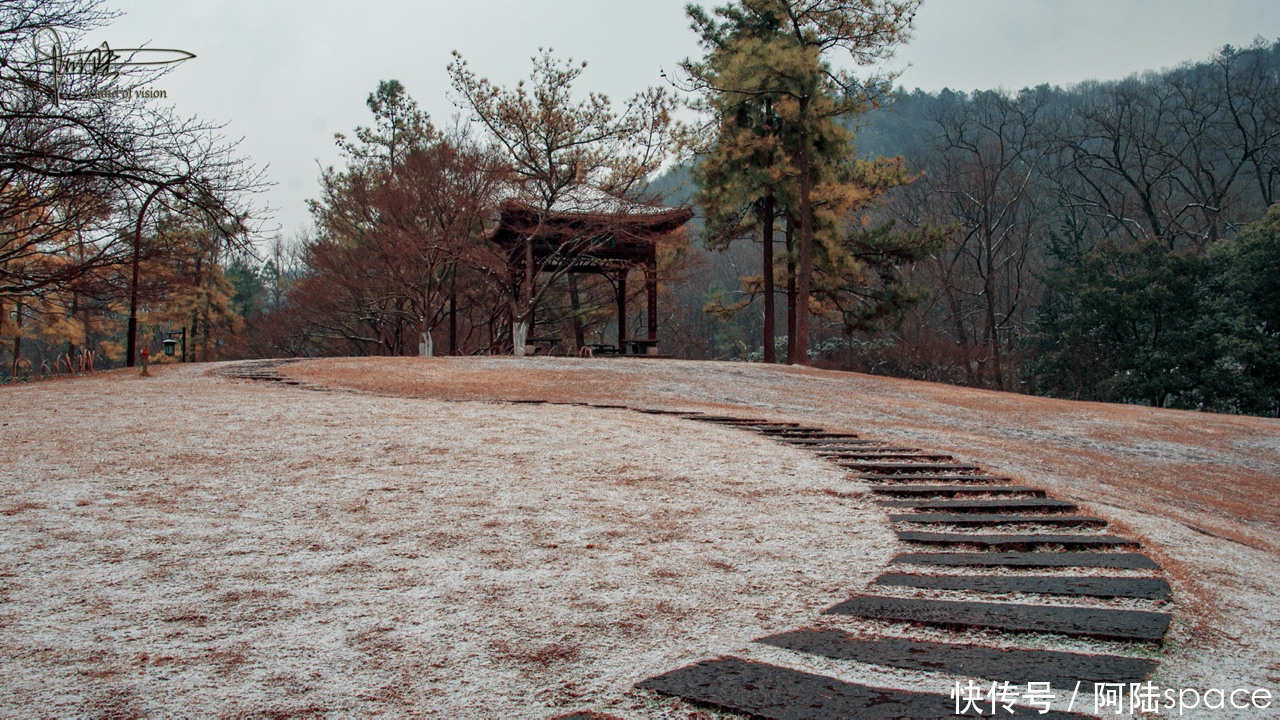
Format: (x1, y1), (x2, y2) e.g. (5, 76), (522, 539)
(285, 356), (1280, 702)
(0, 363), (894, 717)
(4, 356), (1278, 717)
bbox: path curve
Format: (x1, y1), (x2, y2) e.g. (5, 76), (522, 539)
(226, 360), (1172, 718)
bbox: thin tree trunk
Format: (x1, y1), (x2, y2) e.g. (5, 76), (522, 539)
(760, 194), (776, 364)
(69, 289), (79, 361)
(786, 217), (797, 365)
(420, 283), (432, 357)
(83, 300), (92, 362)
(983, 257), (1003, 390)
(795, 99), (814, 366)
(448, 292), (458, 356)
(938, 259), (975, 386)
(202, 252), (214, 362)
(11, 301), (21, 378)
(127, 185), (165, 367)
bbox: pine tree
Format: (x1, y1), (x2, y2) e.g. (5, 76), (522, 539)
(684, 0), (920, 363)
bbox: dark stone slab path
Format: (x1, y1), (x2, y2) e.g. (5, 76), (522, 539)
(757, 630), (1159, 690)
(872, 573), (1173, 600)
(207, 387), (1182, 717)
(890, 552), (1161, 570)
(817, 447), (933, 454)
(897, 531), (1140, 549)
(880, 498), (1079, 512)
(270, 400), (1174, 718)
(827, 452), (956, 461)
(637, 656), (1091, 719)
(773, 436), (872, 445)
(826, 595), (1171, 641)
(872, 485), (1047, 497)
(623, 411), (1175, 716)
(889, 513), (1107, 527)
(859, 473), (1013, 483)
(840, 461), (983, 473)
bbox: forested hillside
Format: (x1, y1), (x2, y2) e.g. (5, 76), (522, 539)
(665, 38), (1280, 415)
(4, 1), (1274, 416)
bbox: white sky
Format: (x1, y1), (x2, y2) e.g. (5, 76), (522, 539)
(100, 0), (1280, 240)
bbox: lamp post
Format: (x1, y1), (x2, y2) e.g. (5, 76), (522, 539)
(127, 183), (168, 367)
(164, 328), (187, 363)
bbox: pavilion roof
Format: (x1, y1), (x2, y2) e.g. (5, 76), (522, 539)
(488, 185), (693, 247)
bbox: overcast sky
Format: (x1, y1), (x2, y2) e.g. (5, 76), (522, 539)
(101, 0), (1280, 239)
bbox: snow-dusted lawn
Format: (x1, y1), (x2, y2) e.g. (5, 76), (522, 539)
(287, 356), (1280, 699)
(4, 356), (1279, 716)
(0, 365), (893, 717)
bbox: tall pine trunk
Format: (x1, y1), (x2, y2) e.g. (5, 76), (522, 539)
(794, 97), (814, 366)
(786, 217), (797, 364)
(760, 195), (776, 363)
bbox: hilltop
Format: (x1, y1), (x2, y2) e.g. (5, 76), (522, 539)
(1, 358), (1276, 715)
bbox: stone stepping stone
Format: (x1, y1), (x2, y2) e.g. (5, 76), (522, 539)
(636, 656), (1088, 719)
(880, 498), (1079, 513)
(788, 438), (880, 443)
(763, 432), (849, 439)
(860, 474), (1012, 483)
(897, 532), (1139, 549)
(827, 595), (1171, 642)
(756, 629), (1159, 689)
(840, 461), (982, 472)
(873, 573), (1172, 600)
(872, 485), (1046, 498)
(757, 427), (839, 435)
(889, 513), (1107, 527)
(776, 437), (877, 445)
(892, 552), (1160, 570)
(818, 447), (940, 455)
(826, 452), (955, 461)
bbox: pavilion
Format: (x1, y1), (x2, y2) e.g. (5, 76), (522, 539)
(488, 186), (693, 354)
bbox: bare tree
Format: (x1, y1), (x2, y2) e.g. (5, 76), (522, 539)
(448, 49), (679, 353)
(0, 0), (271, 366)
(301, 82), (505, 357)
(891, 88), (1049, 388)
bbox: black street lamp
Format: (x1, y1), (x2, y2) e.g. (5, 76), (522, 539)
(164, 328), (187, 362)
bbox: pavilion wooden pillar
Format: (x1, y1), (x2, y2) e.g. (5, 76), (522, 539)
(645, 246), (658, 344)
(507, 253), (517, 351)
(616, 268), (628, 353)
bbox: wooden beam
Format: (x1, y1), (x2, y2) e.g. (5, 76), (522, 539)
(646, 245), (657, 342)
